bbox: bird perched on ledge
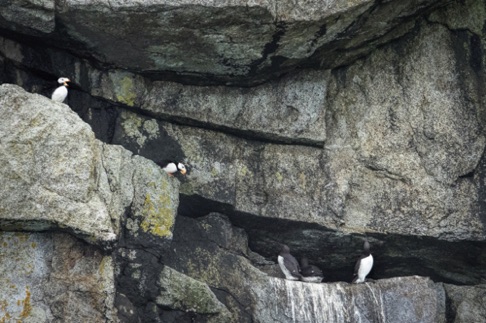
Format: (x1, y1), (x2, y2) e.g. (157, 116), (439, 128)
(352, 240), (374, 283)
(158, 161), (187, 176)
(51, 77), (71, 103)
(300, 256), (324, 283)
(278, 244), (302, 281)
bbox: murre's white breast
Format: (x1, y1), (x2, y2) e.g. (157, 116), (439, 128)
(356, 254), (373, 283)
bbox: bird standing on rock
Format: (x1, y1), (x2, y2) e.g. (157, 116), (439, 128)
(159, 161), (187, 176)
(51, 77), (71, 103)
(278, 244), (302, 281)
(352, 240), (374, 283)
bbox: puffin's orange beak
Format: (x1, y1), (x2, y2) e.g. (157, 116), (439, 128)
(180, 168), (187, 175)
(64, 79), (71, 87)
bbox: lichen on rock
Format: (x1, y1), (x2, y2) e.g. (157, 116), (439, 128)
(0, 84), (179, 245)
(157, 266), (230, 316)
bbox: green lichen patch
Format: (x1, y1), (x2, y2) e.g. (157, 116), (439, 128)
(140, 190), (175, 238)
(157, 266), (227, 314)
(115, 76), (137, 107)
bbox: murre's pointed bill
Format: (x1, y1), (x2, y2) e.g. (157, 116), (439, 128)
(300, 256), (324, 283)
(51, 77), (70, 103)
(278, 244), (302, 281)
(352, 240), (374, 283)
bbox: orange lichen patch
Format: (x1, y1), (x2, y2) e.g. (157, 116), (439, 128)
(0, 299), (10, 323)
(0, 312), (11, 323)
(19, 287), (31, 319)
(0, 299), (7, 312)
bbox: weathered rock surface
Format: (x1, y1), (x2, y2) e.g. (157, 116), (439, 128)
(101, 0), (486, 243)
(157, 266), (231, 318)
(1, 0), (486, 322)
(0, 0), (55, 34)
(324, 19), (486, 240)
(0, 37), (328, 144)
(0, 84), (179, 244)
(0, 232), (115, 323)
(4, 0), (485, 243)
(0, 0), (449, 85)
(444, 284), (486, 323)
(117, 69), (329, 145)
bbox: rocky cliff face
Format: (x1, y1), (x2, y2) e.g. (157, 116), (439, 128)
(1, 0), (486, 322)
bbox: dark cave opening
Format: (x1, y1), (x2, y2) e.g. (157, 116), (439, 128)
(178, 194), (486, 286)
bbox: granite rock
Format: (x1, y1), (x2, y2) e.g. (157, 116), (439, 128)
(0, 0), (449, 85)
(0, 84), (179, 245)
(0, 232), (115, 323)
(444, 284), (486, 323)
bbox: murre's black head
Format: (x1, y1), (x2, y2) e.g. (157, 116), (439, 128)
(300, 256), (324, 280)
(300, 256), (309, 268)
(364, 240), (370, 251)
(280, 244), (291, 254)
(363, 240), (371, 255)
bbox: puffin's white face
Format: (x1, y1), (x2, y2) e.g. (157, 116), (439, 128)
(177, 163), (187, 175)
(57, 77), (71, 86)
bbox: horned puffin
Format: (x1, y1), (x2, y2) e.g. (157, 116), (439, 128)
(51, 77), (71, 103)
(159, 161), (187, 176)
(278, 244), (302, 281)
(352, 240), (374, 283)
(300, 257), (324, 283)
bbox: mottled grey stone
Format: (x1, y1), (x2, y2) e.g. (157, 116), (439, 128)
(0, 0), (448, 84)
(325, 21), (486, 240)
(0, 0), (55, 34)
(0, 84), (179, 244)
(444, 284), (486, 323)
(157, 266), (230, 317)
(0, 39), (328, 144)
(139, 70), (329, 145)
(112, 112), (334, 224)
(0, 232), (115, 323)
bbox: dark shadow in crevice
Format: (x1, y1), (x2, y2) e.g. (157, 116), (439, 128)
(178, 193), (486, 286)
